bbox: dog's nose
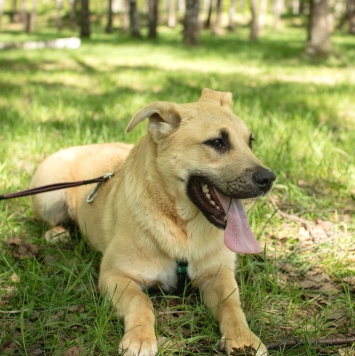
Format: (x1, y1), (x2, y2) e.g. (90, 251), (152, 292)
(253, 169), (276, 193)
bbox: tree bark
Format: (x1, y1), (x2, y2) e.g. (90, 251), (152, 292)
(106, 0), (114, 33)
(167, 0), (176, 27)
(183, 0), (200, 45)
(339, 0), (355, 34)
(204, 0), (212, 29)
(228, 0), (236, 31)
(69, 0), (76, 30)
(11, 0), (21, 23)
(213, 0), (223, 35)
(0, 0), (4, 28)
(272, 0), (283, 30)
(56, 0), (63, 31)
(121, 0), (129, 32)
(306, 0), (331, 55)
(250, 0), (259, 40)
(148, 0), (159, 38)
(20, 0), (27, 23)
(25, 0), (37, 33)
(128, 0), (141, 38)
(80, 0), (90, 38)
(349, 0), (355, 34)
(259, 0), (268, 33)
(292, 0), (300, 14)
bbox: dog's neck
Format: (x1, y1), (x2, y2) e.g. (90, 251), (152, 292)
(124, 135), (187, 233)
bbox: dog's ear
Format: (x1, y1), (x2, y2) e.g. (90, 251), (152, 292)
(198, 88), (233, 109)
(126, 102), (181, 140)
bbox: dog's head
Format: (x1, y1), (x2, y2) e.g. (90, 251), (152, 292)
(127, 88), (275, 254)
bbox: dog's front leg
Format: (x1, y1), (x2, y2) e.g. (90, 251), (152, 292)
(195, 265), (267, 356)
(99, 269), (157, 356)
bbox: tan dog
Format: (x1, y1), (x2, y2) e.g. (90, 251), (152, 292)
(31, 89), (275, 356)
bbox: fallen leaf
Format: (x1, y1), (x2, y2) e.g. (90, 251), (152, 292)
(9, 237), (38, 259)
(28, 348), (44, 356)
(11, 273), (20, 283)
(343, 276), (355, 292)
(300, 279), (320, 290)
(319, 283), (339, 294)
(338, 347), (355, 356)
(63, 346), (86, 356)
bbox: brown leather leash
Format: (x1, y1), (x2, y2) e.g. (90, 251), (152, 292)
(0, 173), (113, 202)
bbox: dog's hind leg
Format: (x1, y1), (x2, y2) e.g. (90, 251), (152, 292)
(31, 189), (73, 244)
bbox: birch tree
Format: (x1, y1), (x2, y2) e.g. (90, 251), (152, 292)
(250, 0), (259, 40)
(306, 0), (331, 55)
(167, 0), (176, 27)
(183, 0), (200, 44)
(128, 0), (141, 37)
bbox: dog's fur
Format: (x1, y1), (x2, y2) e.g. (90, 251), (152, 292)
(31, 89), (275, 356)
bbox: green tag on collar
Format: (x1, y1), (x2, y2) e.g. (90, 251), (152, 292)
(176, 260), (188, 292)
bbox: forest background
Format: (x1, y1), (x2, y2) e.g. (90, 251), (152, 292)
(0, 0), (354, 355)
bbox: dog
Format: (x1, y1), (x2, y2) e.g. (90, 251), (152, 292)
(31, 88), (275, 355)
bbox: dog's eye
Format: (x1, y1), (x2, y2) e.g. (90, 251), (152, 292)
(249, 135), (255, 149)
(205, 138), (227, 151)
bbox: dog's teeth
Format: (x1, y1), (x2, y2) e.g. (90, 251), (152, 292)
(201, 183), (220, 209)
(202, 184), (209, 193)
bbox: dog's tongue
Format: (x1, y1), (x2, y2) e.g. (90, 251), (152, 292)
(215, 191), (263, 254)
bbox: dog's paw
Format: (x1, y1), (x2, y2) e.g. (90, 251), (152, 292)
(119, 334), (158, 356)
(44, 226), (70, 244)
(220, 331), (268, 356)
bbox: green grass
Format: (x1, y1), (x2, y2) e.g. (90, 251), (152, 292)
(0, 24), (354, 355)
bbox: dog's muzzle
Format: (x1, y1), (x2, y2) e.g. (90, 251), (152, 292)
(186, 168), (276, 230)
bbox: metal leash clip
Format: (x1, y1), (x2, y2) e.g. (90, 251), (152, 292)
(86, 172), (113, 204)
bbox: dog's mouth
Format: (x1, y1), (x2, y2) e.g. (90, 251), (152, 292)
(187, 177), (227, 229)
(187, 176), (263, 254)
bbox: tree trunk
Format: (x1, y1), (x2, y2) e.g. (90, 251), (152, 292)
(272, 0), (282, 30)
(128, 0), (141, 38)
(306, 0), (331, 55)
(349, 0), (355, 34)
(259, 0), (267, 33)
(80, 0), (90, 38)
(69, 0), (76, 30)
(204, 0), (212, 29)
(25, 0), (37, 33)
(250, 0), (259, 40)
(56, 0), (63, 31)
(228, 0), (236, 31)
(121, 0), (129, 32)
(213, 0), (223, 35)
(167, 0), (176, 27)
(148, 0), (159, 38)
(0, 0), (4, 28)
(20, 0), (27, 23)
(11, 0), (21, 23)
(183, 0), (200, 45)
(106, 0), (114, 33)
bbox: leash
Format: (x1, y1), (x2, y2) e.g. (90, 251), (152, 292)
(2, 172), (189, 289)
(0, 173), (113, 202)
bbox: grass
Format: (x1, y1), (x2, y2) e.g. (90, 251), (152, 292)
(0, 23), (354, 355)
